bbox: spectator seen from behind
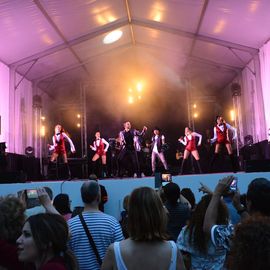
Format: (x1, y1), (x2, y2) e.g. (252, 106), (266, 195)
(177, 194), (229, 270)
(101, 187), (186, 270)
(163, 182), (191, 242)
(230, 216), (270, 270)
(68, 180), (123, 270)
(53, 193), (72, 221)
(203, 177), (270, 253)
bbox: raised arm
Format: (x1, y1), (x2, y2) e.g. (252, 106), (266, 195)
(210, 127), (217, 144)
(178, 136), (187, 146)
(203, 175), (234, 235)
(193, 132), (202, 146)
(135, 126), (147, 136)
(63, 132), (75, 153)
(102, 138), (110, 152)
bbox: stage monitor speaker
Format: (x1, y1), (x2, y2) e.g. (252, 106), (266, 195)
(244, 159), (270, 173)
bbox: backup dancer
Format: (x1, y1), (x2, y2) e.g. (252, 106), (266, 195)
(210, 115), (237, 172)
(179, 127), (202, 174)
(48, 124), (75, 178)
(151, 127), (169, 174)
(90, 131), (109, 178)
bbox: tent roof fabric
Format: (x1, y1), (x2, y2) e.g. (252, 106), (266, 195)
(0, 0), (269, 96)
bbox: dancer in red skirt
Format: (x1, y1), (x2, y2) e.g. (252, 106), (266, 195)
(179, 127), (202, 174)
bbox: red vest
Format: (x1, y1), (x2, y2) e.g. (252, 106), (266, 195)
(96, 139), (106, 156)
(216, 124), (228, 143)
(54, 133), (66, 154)
(185, 135), (196, 152)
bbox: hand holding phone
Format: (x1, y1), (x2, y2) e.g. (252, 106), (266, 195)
(229, 178), (238, 192)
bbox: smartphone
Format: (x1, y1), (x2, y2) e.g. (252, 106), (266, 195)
(230, 178), (238, 191)
(26, 189), (38, 199)
(161, 173), (172, 182)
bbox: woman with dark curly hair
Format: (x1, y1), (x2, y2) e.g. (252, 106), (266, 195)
(17, 213), (78, 270)
(230, 216), (270, 270)
(101, 187), (185, 270)
(0, 196), (26, 269)
(177, 194), (229, 270)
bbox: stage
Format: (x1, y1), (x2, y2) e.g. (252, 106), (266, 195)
(1, 171), (270, 219)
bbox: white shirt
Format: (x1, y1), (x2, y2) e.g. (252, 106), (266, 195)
(153, 135), (165, 154)
(211, 123), (237, 143)
(91, 138), (109, 152)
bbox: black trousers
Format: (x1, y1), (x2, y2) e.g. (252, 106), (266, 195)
(117, 148), (140, 176)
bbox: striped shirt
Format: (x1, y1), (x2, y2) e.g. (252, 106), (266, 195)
(68, 211), (124, 270)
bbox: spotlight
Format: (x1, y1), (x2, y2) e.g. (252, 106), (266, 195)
(77, 123), (81, 128)
(103, 30), (123, 44)
(193, 113), (198, 118)
(77, 114), (81, 118)
(128, 96), (134, 104)
(230, 110), (235, 121)
(136, 82), (143, 92)
(193, 104), (197, 109)
(40, 126), (46, 137)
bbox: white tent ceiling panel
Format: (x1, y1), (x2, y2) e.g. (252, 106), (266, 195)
(72, 25), (131, 60)
(192, 40), (251, 68)
(0, 0), (63, 64)
(200, 0), (270, 48)
(134, 25), (193, 55)
(39, 0), (127, 40)
(130, 0), (204, 33)
(16, 48), (78, 81)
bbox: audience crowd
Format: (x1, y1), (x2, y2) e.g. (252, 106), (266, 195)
(1, 174), (270, 270)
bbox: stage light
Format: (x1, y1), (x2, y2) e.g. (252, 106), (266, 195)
(77, 114), (81, 118)
(77, 123), (81, 128)
(136, 82), (143, 92)
(40, 125), (46, 137)
(41, 116), (45, 121)
(193, 113), (198, 118)
(193, 104), (197, 109)
(103, 30), (123, 44)
(230, 110), (235, 121)
(128, 96), (134, 104)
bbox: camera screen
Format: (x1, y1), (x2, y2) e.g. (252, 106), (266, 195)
(27, 189), (38, 199)
(161, 173), (172, 182)
(230, 179), (237, 191)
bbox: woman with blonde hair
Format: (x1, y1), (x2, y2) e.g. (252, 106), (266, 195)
(101, 187), (185, 270)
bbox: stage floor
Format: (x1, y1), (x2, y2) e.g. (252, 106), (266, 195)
(1, 171), (270, 219)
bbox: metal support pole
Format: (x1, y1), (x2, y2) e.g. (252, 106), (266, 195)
(80, 83), (88, 178)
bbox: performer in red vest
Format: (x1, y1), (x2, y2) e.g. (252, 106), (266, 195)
(90, 131), (109, 178)
(210, 116), (237, 172)
(178, 127), (202, 174)
(48, 124), (75, 178)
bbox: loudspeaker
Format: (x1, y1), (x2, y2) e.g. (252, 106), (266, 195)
(244, 159), (270, 172)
